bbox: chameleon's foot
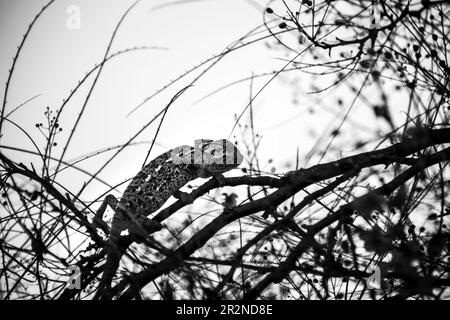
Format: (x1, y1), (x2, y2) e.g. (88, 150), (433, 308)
(212, 174), (226, 187)
(221, 193), (237, 214)
(172, 189), (192, 203)
(262, 206), (277, 219)
(129, 219), (163, 243)
(93, 194), (119, 232)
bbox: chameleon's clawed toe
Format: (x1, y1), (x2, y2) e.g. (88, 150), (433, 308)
(173, 189), (192, 203)
(213, 174), (226, 187)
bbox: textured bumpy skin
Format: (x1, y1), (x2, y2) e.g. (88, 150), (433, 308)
(94, 139), (243, 299)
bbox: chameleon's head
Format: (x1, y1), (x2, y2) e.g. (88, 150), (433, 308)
(193, 139), (243, 178)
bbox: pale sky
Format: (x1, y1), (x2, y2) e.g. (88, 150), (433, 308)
(0, 0), (400, 200)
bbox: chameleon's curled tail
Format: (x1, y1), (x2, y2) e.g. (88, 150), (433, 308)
(93, 232), (123, 300)
(93, 213), (162, 300)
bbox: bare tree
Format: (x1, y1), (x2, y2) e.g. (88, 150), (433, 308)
(0, 0), (449, 300)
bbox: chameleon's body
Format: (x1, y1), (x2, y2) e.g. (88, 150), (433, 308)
(93, 139), (243, 299)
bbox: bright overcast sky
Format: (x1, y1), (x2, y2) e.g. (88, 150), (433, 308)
(0, 0), (393, 199)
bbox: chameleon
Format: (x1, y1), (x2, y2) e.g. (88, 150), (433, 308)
(92, 139), (243, 299)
